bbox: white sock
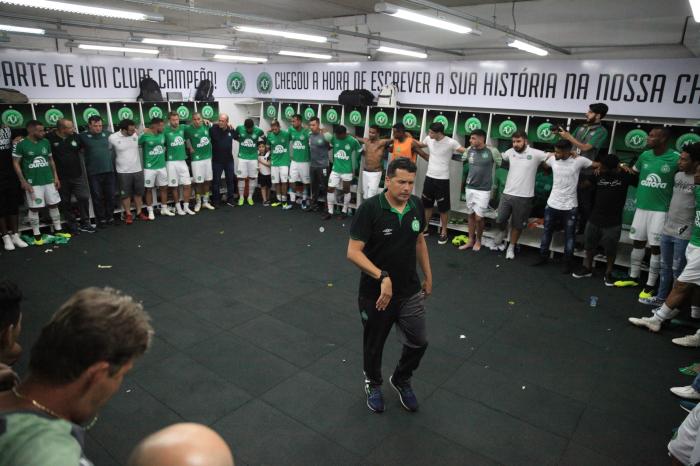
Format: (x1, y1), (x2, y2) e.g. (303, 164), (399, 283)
(175, 202), (184, 212)
(630, 248), (645, 279)
(27, 210), (40, 236)
(289, 191), (297, 203)
(646, 253), (660, 287)
(202, 195), (209, 203)
(692, 306), (700, 319)
(238, 180), (246, 198)
(507, 243), (515, 253)
(655, 303), (680, 321)
(276, 193), (282, 202)
(147, 205), (154, 213)
(248, 179), (257, 200)
(48, 207), (62, 230)
(343, 193), (351, 213)
(327, 192), (335, 213)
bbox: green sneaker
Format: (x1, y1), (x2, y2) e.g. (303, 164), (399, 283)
(247, 198), (254, 206)
(638, 287), (655, 299)
(237, 197), (245, 206)
(614, 278), (639, 288)
(55, 232), (72, 239)
(271, 201), (281, 207)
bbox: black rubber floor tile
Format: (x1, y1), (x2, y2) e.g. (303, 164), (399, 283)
(175, 289), (259, 329)
(88, 382), (182, 464)
(146, 301), (226, 350)
(556, 442), (624, 466)
(442, 362), (586, 437)
(133, 352), (251, 424)
(572, 406), (668, 466)
(184, 332), (299, 396)
(230, 314), (338, 367)
(365, 424), (501, 466)
(213, 399), (364, 466)
(416, 388), (568, 466)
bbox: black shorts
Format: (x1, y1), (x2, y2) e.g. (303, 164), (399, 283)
(584, 222), (621, 256)
(258, 173), (272, 188)
(421, 176), (450, 213)
(0, 185), (22, 216)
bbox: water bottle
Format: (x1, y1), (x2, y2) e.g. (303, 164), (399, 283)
(590, 296), (598, 307)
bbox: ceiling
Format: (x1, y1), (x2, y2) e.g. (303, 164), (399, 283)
(0, 0), (698, 62)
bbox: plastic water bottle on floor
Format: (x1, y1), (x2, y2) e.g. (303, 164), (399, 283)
(590, 296), (598, 307)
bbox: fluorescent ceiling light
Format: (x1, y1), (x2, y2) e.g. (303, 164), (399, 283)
(691, 0), (700, 22)
(507, 39), (548, 56)
(236, 26), (327, 43)
(278, 50), (332, 60)
(141, 38), (227, 50)
(375, 3), (472, 34)
(376, 46), (427, 59)
(213, 53), (268, 62)
(0, 0), (163, 21)
(78, 44), (159, 54)
(0, 24), (45, 34)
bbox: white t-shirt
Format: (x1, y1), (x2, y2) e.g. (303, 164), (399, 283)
(545, 156), (593, 210)
(422, 135), (461, 180)
(502, 146), (548, 198)
(258, 151), (271, 176)
(108, 131), (141, 174)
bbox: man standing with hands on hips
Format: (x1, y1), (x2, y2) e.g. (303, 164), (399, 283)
(347, 157), (432, 414)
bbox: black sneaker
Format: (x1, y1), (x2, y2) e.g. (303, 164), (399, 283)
(389, 375), (418, 412)
(531, 255), (548, 266)
(572, 267), (593, 278)
(604, 274), (615, 287)
(320, 212), (332, 220)
(438, 233), (448, 245)
(78, 224), (96, 233)
(562, 261), (573, 275)
(365, 383), (385, 413)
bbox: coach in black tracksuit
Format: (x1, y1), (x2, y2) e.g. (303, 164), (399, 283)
(347, 157), (433, 414)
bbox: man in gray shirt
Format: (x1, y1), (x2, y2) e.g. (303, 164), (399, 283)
(460, 129), (500, 251)
(308, 117), (331, 212)
(639, 148), (698, 307)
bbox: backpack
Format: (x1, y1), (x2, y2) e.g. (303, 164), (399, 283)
(0, 88), (29, 104)
(377, 83), (397, 108)
(137, 77), (164, 102)
(338, 89), (374, 107)
(194, 79), (214, 101)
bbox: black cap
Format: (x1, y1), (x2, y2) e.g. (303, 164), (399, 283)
(589, 103), (608, 119)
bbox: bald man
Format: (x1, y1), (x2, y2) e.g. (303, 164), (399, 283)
(210, 113), (237, 206)
(128, 423), (234, 466)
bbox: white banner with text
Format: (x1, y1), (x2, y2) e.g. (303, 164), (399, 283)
(1, 49), (699, 119)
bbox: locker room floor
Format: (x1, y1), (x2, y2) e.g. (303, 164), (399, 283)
(1, 204), (690, 466)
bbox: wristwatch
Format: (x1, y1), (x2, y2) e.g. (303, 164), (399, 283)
(378, 270), (389, 282)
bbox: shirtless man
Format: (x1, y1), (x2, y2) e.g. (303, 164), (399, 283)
(355, 125), (391, 199)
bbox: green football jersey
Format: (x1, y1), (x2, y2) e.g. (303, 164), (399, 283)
(184, 125), (212, 161)
(633, 148), (680, 212)
(691, 186), (700, 247)
(138, 132), (166, 170)
(236, 125), (264, 160)
(164, 124), (187, 161)
(331, 135), (361, 174)
(267, 130), (290, 167)
(288, 126), (311, 163)
(12, 138), (53, 186)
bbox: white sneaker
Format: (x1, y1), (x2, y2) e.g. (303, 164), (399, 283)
(3, 234), (14, 251)
(175, 205), (186, 216)
(194, 200), (202, 213)
(161, 206), (175, 217)
(148, 209), (155, 221)
(11, 233), (28, 248)
(673, 332), (700, 348)
(202, 202), (215, 210)
(184, 205), (196, 215)
(628, 315), (662, 332)
(505, 248), (515, 260)
(671, 385), (700, 400)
